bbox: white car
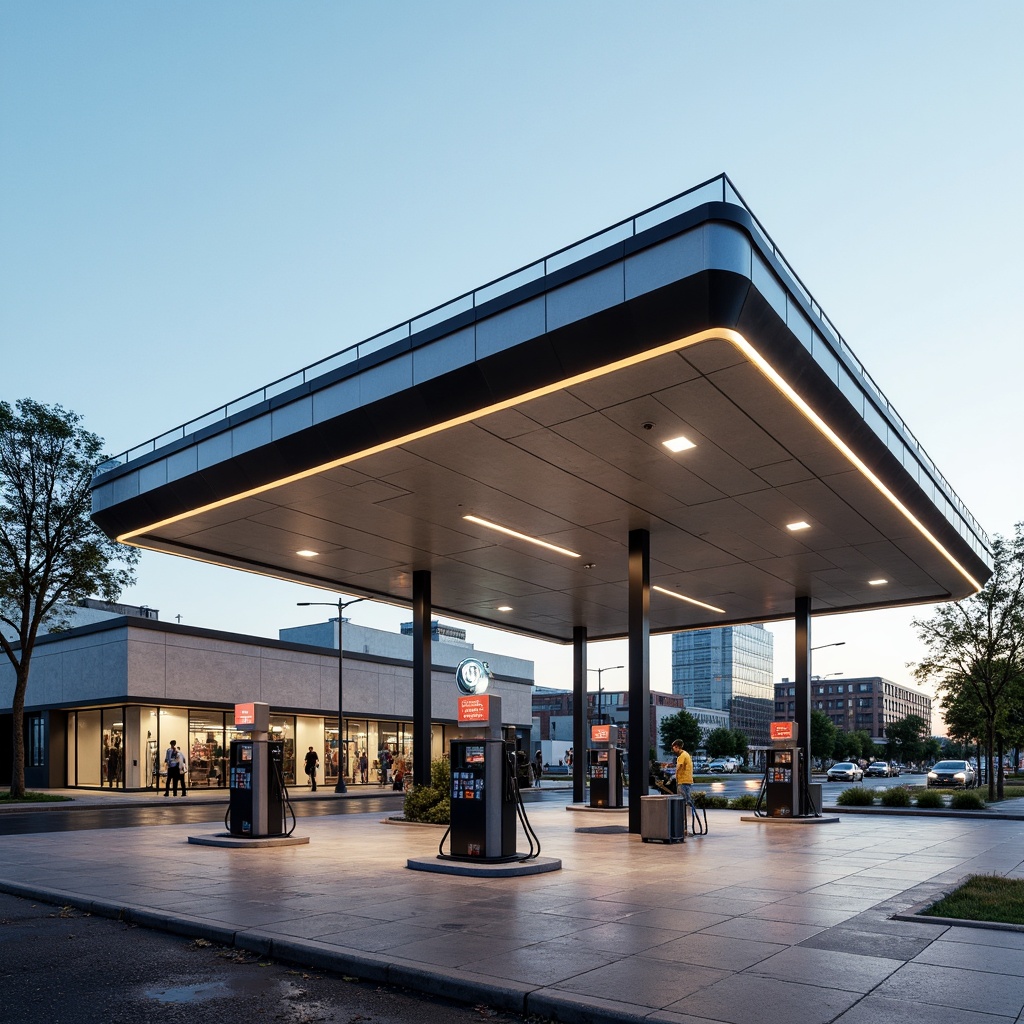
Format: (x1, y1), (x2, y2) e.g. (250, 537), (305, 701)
(826, 761), (864, 783)
(707, 759), (735, 773)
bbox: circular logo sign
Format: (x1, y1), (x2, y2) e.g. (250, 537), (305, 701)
(455, 658), (491, 696)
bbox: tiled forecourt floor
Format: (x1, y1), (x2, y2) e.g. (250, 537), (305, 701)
(2, 802), (1024, 1024)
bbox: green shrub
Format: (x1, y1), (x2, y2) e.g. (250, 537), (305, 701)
(835, 786), (875, 806)
(879, 786), (912, 807)
(914, 789), (945, 809)
(403, 756), (451, 823)
(950, 790), (986, 811)
(728, 793), (759, 810)
(693, 792), (729, 809)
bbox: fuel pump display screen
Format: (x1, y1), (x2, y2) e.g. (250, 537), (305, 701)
(464, 745), (485, 764)
(452, 771), (485, 799)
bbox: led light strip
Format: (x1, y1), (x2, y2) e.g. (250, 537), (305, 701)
(652, 585), (726, 614)
(115, 327), (982, 596)
(462, 515), (580, 558)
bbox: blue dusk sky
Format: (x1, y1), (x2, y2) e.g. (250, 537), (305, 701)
(2, 2), (1022, 701)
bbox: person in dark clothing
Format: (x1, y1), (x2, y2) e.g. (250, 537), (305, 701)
(163, 740), (187, 797)
(304, 746), (320, 791)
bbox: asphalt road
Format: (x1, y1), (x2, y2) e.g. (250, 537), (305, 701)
(0, 892), (542, 1024)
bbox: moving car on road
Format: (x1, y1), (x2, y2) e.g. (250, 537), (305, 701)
(927, 760), (976, 788)
(865, 762), (893, 778)
(827, 761), (864, 783)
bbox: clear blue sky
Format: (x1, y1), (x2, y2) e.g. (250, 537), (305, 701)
(3, 2), (1022, 699)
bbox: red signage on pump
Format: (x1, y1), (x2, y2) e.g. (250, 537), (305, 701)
(235, 703), (256, 726)
(770, 721), (797, 742)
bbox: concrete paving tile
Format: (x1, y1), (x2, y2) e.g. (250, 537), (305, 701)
(745, 944), (902, 992)
(667, 973), (860, 1024)
(699, 916), (824, 945)
(778, 892), (882, 912)
(873, 962), (1024, 1017)
(830, 992), (1017, 1024)
(619, 907), (730, 933)
(548, 955), (731, 1009)
(742, 903), (855, 927)
(841, 910), (948, 936)
(798, 926), (933, 961)
(940, 925), (1024, 950)
(673, 895), (772, 915)
(387, 930), (525, 968)
(539, 897), (646, 920)
(913, 937), (1024, 974)
(644, 932), (787, 971)
(460, 942), (616, 986)
(544, 920), (685, 955)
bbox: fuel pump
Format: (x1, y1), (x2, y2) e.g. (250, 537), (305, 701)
(441, 686), (541, 863)
(227, 701), (290, 837)
(588, 724), (624, 808)
(756, 721), (818, 818)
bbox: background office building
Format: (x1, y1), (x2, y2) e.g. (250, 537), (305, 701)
(671, 624), (775, 747)
(774, 676), (932, 741)
(531, 687), (694, 763)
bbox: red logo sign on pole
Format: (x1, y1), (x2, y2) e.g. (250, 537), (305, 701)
(458, 695), (490, 723)
(770, 721), (797, 742)
(591, 724), (611, 743)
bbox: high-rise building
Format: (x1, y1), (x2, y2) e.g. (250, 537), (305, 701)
(671, 625), (775, 747)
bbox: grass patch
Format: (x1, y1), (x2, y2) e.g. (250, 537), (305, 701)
(0, 791), (72, 804)
(923, 874), (1024, 925)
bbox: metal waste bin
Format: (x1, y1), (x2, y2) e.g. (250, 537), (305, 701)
(640, 795), (686, 843)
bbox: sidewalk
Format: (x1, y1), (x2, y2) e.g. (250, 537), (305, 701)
(1, 798), (1024, 1023)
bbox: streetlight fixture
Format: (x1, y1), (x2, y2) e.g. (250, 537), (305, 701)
(587, 665), (624, 725)
(297, 596), (365, 793)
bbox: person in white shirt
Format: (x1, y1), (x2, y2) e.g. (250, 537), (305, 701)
(163, 739), (188, 797)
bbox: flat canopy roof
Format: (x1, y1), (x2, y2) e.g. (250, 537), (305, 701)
(92, 176), (991, 643)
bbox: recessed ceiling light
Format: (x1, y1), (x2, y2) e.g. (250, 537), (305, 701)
(462, 514), (580, 558)
(296, 549), (319, 557)
(662, 435), (696, 453)
(786, 521), (811, 532)
(868, 578), (888, 586)
(497, 605), (513, 612)
(652, 585), (726, 614)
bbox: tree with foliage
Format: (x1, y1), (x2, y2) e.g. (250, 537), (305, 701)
(885, 714), (928, 765)
(0, 400), (138, 798)
(730, 729), (748, 766)
(703, 726), (733, 759)
(913, 524), (1024, 801)
(658, 709), (702, 757)
(810, 710), (837, 765)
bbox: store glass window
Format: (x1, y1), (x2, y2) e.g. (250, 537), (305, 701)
(28, 715), (45, 768)
(324, 718), (340, 782)
(102, 708), (124, 789)
(270, 714), (296, 784)
(189, 710), (227, 788)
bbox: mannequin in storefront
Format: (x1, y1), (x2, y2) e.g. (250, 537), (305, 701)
(304, 745), (319, 792)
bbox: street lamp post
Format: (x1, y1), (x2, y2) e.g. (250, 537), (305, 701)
(587, 665), (624, 725)
(297, 597), (365, 794)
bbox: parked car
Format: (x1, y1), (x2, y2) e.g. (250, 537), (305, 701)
(890, 763), (902, 776)
(865, 762), (890, 778)
(707, 759), (735, 773)
(826, 761), (864, 783)
(693, 760), (710, 774)
(927, 760), (976, 789)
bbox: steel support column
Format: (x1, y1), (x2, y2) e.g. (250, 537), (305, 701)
(412, 570), (432, 787)
(572, 626), (587, 804)
(627, 529), (651, 834)
(795, 595), (812, 814)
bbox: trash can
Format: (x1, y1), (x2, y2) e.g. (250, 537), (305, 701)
(640, 795), (686, 843)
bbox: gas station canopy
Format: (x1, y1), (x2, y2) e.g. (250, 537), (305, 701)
(92, 176), (991, 642)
